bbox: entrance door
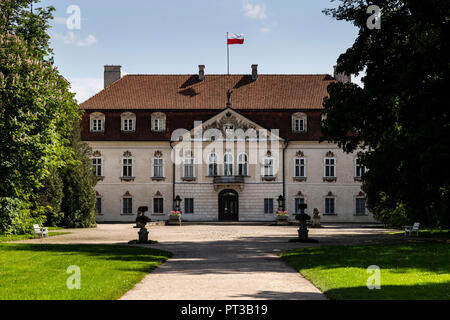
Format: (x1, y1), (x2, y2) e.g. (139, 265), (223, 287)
(218, 189), (239, 221)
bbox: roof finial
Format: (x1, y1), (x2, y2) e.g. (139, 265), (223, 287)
(226, 89), (233, 108)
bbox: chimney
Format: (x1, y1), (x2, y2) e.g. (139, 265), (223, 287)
(198, 65), (205, 81)
(104, 65), (122, 88)
(333, 65), (351, 83)
(251, 64), (258, 81)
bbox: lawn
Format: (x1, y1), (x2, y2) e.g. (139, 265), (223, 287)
(0, 232), (71, 242)
(280, 243), (450, 300)
(0, 244), (171, 300)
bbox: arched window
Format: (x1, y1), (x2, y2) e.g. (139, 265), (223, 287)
(223, 153), (234, 176)
(292, 112), (307, 133)
(90, 112), (105, 132)
(151, 112), (166, 132)
(121, 112), (136, 132)
(208, 153), (218, 176)
(238, 153), (248, 176)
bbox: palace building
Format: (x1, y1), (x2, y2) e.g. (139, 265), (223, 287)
(80, 64), (375, 223)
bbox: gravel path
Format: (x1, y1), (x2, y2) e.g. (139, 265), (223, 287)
(15, 223), (397, 300)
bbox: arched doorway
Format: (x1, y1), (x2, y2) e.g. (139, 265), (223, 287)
(218, 189), (239, 221)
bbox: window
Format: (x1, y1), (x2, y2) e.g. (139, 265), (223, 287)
(292, 112), (307, 132)
(263, 158), (274, 177)
(356, 198), (366, 216)
(95, 197), (102, 214)
(90, 112), (105, 132)
(325, 198), (335, 215)
(324, 158), (336, 177)
(294, 158), (305, 177)
(208, 153), (218, 176)
(294, 198), (305, 214)
(238, 153), (248, 176)
(92, 158), (102, 177)
(123, 119), (133, 131)
(154, 119), (162, 131)
(122, 158), (133, 177)
(153, 158), (164, 178)
(92, 119), (103, 132)
(264, 198), (274, 214)
(184, 198), (194, 214)
(183, 158), (194, 178)
(224, 153), (233, 176)
(355, 159), (366, 178)
(151, 112), (166, 132)
(122, 197), (132, 215)
(153, 198), (164, 214)
(294, 119), (305, 132)
(121, 112), (136, 132)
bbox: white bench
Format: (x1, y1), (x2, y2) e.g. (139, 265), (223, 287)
(33, 224), (48, 238)
(404, 222), (420, 236)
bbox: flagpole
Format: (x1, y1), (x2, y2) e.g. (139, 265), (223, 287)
(227, 32), (229, 75)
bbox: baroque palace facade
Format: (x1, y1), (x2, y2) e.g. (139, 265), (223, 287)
(80, 64), (375, 223)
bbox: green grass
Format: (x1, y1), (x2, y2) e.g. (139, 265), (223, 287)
(0, 232), (71, 242)
(0, 244), (172, 300)
(280, 243), (450, 300)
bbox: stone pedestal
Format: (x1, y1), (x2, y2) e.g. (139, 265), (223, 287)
(138, 228), (149, 243)
(167, 215), (181, 226)
(298, 223), (309, 239)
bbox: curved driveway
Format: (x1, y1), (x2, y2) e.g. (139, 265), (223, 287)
(17, 223), (395, 300)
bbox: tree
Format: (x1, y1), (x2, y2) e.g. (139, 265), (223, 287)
(0, 0), (96, 232)
(60, 124), (97, 228)
(321, 0), (450, 228)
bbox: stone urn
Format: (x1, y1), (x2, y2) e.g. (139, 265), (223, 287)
(312, 208), (321, 227)
(135, 206), (151, 243)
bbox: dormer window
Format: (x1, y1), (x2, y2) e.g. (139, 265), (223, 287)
(90, 112), (105, 133)
(121, 112), (136, 132)
(151, 112), (166, 132)
(292, 112), (307, 133)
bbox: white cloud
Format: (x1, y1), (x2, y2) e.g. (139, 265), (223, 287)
(76, 34), (97, 47)
(51, 31), (97, 47)
(69, 78), (103, 103)
(243, 1), (266, 19)
(260, 27), (269, 33)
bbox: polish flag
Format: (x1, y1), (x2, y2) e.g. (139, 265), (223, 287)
(227, 33), (244, 45)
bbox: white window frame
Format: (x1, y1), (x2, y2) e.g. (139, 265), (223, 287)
(223, 153), (234, 176)
(92, 157), (103, 177)
(183, 158), (195, 178)
(122, 158), (133, 178)
(152, 158), (164, 178)
(355, 158), (366, 178)
(92, 119), (103, 132)
(294, 158), (306, 178)
(263, 158), (274, 177)
(324, 157), (336, 178)
(151, 112), (166, 132)
(292, 112), (307, 133)
(238, 153), (248, 176)
(208, 153), (218, 177)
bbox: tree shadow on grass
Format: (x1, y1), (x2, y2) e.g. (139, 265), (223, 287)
(323, 282), (450, 300)
(0, 244), (172, 264)
(281, 243), (450, 275)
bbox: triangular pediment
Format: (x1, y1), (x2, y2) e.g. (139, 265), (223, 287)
(184, 108), (284, 142)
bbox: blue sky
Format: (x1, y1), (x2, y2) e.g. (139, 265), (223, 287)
(39, 0), (361, 103)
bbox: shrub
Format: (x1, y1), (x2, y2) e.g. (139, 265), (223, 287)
(0, 197), (45, 234)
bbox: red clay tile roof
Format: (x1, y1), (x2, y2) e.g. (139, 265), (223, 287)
(80, 74), (335, 110)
